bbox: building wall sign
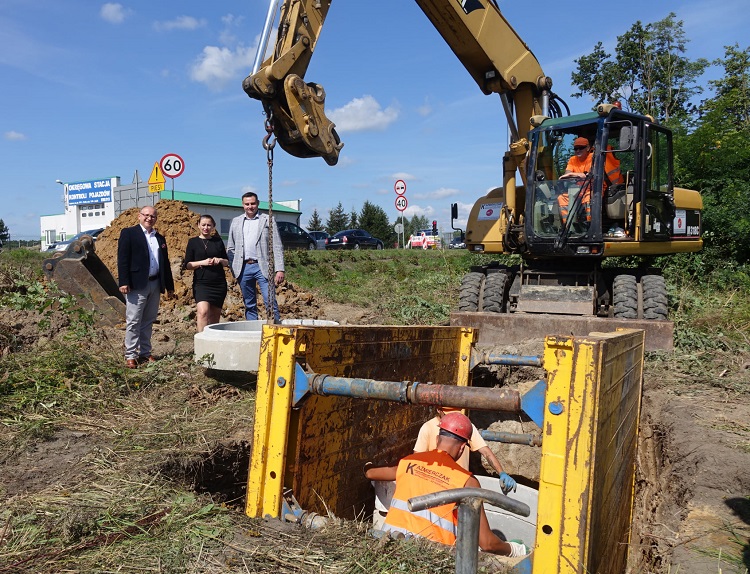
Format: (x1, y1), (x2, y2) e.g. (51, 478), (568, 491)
(67, 179), (113, 205)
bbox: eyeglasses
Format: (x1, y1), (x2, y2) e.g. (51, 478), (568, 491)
(140, 213), (156, 219)
(573, 146), (588, 151)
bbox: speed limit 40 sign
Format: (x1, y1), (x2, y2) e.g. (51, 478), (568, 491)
(160, 153), (185, 179)
(395, 195), (408, 212)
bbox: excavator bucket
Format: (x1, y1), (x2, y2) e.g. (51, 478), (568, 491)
(42, 236), (125, 326)
(450, 311), (673, 352)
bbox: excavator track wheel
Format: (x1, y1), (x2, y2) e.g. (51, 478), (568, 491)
(642, 275), (668, 320)
(481, 272), (508, 313)
(613, 274), (638, 319)
(458, 272), (484, 312)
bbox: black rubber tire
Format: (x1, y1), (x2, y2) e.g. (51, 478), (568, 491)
(613, 274), (638, 319)
(642, 275), (668, 320)
(353, 243), (360, 250)
(376, 242), (383, 250)
(481, 272), (507, 313)
(308, 242), (316, 250)
(458, 272), (484, 312)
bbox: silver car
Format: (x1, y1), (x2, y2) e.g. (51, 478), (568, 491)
(307, 230), (330, 250)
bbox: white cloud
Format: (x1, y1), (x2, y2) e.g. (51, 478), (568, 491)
(154, 16), (206, 32)
(417, 98), (433, 117)
(413, 187), (459, 200)
(100, 3), (130, 24)
(403, 204), (436, 218)
(390, 172), (416, 181)
(328, 96), (399, 133)
(190, 45), (255, 90)
(4, 131), (27, 141)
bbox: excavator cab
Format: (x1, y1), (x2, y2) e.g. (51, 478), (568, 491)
(524, 107), (684, 259)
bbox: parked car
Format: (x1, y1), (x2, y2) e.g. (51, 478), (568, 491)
(307, 230), (330, 250)
(326, 229), (384, 250)
(54, 228), (105, 252)
(276, 221), (317, 250)
(449, 237), (466, 249)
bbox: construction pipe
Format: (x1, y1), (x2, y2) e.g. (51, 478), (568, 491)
(471, 350), (543, 369)
(479, 430), (543, 447)
(409, 488), (530, 574)
(308, 374), (521, 413)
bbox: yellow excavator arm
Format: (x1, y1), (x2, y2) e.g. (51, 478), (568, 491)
(243, 0), (554, 172)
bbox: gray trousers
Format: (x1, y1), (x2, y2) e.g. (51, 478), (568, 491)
(124, 279), (161, 359)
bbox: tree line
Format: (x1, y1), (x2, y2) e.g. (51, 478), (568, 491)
(305, 15), (747, 264)
(570, 13), (749, 269)
(306, 200), (457, 247)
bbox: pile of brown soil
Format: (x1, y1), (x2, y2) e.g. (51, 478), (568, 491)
(93, 200), (321, 322)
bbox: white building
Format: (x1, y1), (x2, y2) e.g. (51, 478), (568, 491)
(40, 177), (302, 250)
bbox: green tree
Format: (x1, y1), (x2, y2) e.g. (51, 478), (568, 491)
(0, 219), (9, 243)
(359, 201), (394, 247)
(674, 44), (750, 264)
(406, 214), (428, 238)
(325, 202), (349, 235)
(571, 14), (707, 123)
(307, 209), (324, 231)
(349, 209), (359, 229)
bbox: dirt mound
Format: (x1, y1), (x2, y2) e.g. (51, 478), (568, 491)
(93, 200), (322, 323)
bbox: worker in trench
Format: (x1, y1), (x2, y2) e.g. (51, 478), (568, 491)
(364, 412), (528, 558)
(414, 406), (516, 493)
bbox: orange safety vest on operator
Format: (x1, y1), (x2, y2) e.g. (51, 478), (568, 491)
(565, 153), (592, 175)
(383, 450), (471, 545)
(604, 146), (623, 186)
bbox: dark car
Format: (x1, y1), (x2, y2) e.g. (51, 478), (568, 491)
(449, 236), (466, 249)
(276, 221), (317, 250)
(54, 228), (105, 252)
(308, 230), (329, 250)
(326, 229), (384, 250)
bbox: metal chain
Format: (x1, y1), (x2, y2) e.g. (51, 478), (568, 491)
(262, 110), (278, 324)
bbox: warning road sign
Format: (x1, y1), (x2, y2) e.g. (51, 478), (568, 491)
(148, 162), (165, 193)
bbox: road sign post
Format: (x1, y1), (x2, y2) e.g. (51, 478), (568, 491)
(160, 153), (185, 199)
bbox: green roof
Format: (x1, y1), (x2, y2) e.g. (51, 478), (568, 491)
(537, 111), (599, 128)
(158, 190), (300, 213)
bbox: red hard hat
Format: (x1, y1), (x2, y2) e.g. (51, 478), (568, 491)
(439, 412), (472, 442)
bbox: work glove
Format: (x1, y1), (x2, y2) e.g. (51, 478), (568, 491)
(507, 540), (528, 557)
(499, 472), (517, 495)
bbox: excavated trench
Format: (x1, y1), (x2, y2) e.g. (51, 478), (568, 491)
(158, 356), (682, 573)
(160, 441), (251, 507)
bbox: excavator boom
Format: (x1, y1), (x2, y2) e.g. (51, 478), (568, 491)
(244, 0), (552, 169)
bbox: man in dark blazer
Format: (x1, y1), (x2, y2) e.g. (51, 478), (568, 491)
(117, 205), (174, 368)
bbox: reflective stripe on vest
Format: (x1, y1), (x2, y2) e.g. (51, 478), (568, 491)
(383, 497), (458, 542)
(382, 451), (471, 546)
(558, 188), (592, 224)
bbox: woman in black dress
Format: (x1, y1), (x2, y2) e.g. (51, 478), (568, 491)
(183, 215), (229, 332)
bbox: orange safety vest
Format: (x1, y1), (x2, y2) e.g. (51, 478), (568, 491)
(604, 146), (623, 186)
(565, 153), (592, 175)
(383, 450), (471, 545)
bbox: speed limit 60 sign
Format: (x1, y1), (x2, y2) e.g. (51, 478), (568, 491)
(395, 195), (408, 212)
(160, 153), (185, 179)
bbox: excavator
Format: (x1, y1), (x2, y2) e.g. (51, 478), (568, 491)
(243, 0), (702, 350)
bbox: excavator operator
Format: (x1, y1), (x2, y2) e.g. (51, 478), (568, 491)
(557, 137), (622, 226)
(364, 412), (528, 558)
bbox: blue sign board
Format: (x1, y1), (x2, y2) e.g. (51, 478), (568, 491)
(67, 179), (112, 205)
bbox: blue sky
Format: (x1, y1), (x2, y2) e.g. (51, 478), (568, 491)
(2, 0), (748, 240)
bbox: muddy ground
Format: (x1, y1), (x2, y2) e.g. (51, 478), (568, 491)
(2, 203), (749, 572)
